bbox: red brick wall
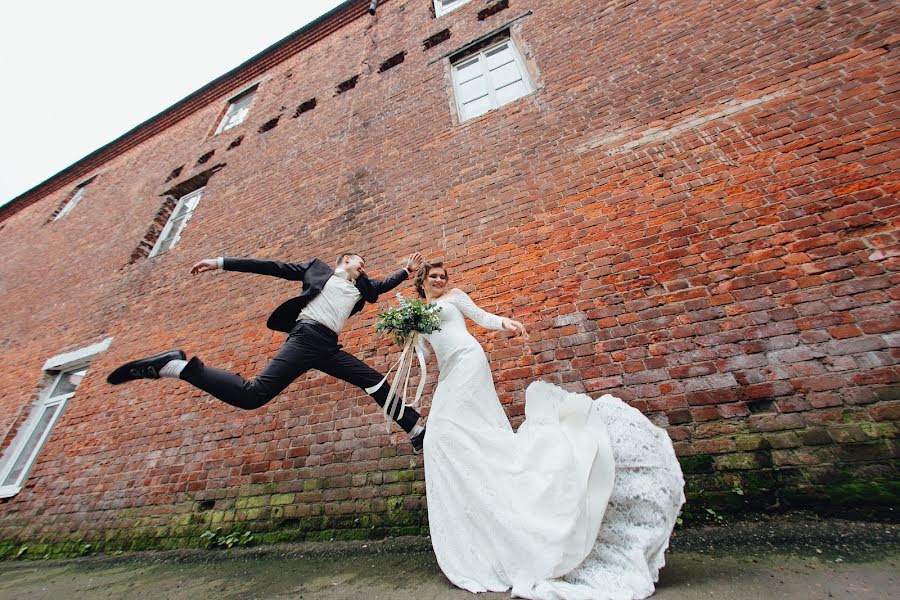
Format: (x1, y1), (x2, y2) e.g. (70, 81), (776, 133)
(0, 0), (897, 551)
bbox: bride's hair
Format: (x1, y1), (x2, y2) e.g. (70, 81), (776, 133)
(415, 261), (448, 298)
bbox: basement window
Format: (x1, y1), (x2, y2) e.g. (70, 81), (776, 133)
(0, 339), (110, 498)
(149, 187), (205, 257)
(215, 86), (257, 134)
(451, 36), (533, 122)
(434, 0), (472, 18)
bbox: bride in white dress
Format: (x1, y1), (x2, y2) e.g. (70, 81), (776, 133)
(414, 262), (685, 600)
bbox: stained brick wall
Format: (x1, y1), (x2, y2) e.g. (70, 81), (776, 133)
(0, 0), (897, 553)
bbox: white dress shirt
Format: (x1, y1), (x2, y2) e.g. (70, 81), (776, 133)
(297, 268), (361, 334)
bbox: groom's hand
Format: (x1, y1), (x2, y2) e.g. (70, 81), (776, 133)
(190, 259), (218, 275)
(404, 252), (424, 276)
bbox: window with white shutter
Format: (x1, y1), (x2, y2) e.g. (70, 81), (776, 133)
(451, 38), (533, 122)
(149, 187), (205, 257)
(0, 364), (89, 498)
(434, 0), (473, 17)
(215, 87), (256, 134)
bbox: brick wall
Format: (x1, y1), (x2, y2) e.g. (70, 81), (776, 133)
(0, 0), (897, 554)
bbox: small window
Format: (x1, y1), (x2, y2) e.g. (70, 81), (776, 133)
(0, 366), (87, 497)
(215, 87), (257, 134)
(451, 38), (533, 122)
(149, 187), (204, 257)
(434, 0), (473, 17)
(53, 180), (91, 221)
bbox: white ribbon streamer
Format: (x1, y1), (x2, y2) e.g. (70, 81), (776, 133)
(365, 332), (429, 432)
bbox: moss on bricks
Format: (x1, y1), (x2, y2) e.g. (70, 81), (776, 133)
(270, 494), (295, 506)
(824, 481), (900, 506)
(734, 434), (770, 451)
(713, 452), (771, 471)
(678, 454), (715, 474)
(859, 422), (897, 439)
(303, 479), (323, 492)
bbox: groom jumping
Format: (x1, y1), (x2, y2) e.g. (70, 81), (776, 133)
(107, 252), (426, 451)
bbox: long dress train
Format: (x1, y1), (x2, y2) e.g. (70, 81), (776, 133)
(421, 291), (685, 599)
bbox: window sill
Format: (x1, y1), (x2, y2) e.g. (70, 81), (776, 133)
(0, 485), (22, 499)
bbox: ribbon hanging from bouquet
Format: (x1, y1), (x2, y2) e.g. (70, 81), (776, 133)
(365, 332), (429, 432)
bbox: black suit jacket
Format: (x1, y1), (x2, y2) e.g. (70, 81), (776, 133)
(222, 257), (409, 333)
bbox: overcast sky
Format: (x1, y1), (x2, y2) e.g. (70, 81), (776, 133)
(0, 0), (349, 206)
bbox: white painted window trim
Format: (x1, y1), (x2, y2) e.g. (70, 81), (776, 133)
(54, 185), (87, 221)
(149, 187), (205, 258)
(434, 0), (473, 17)
(451, 37), (534, 122)
(0, 338), (110, 498)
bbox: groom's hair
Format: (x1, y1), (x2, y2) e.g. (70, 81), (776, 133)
(415, 261), (448, 298)
(335, 252), (362, 266)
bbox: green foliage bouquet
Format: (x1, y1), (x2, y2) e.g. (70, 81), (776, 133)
(375, 294), (442, 346)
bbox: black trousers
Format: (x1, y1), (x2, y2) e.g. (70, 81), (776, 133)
(180, 320), (420, 433)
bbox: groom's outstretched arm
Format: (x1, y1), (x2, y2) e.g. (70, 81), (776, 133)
(190, 257), (314, 280)
(369, 252), (423, 294)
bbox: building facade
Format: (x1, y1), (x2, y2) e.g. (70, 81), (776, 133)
(0, 0), (897, 554)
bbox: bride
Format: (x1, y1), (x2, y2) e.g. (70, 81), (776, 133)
(413, 261), (685, 600)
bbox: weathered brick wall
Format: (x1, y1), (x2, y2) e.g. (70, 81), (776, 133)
(0, 0), (897, 554)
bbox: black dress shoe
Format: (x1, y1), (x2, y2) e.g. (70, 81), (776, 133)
(410, 427), (426, 453)
(106, 350), (186, 384)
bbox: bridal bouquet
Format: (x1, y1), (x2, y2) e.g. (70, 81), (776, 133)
(367, 295), (442, 431)
(375, 294), (442, 346)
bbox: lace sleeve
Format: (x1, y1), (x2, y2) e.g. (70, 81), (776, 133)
(446, 291), (505, 330)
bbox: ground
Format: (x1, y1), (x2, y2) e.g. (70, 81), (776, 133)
(1, 515), (897, 599)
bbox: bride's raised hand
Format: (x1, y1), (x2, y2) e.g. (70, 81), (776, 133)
(502, 318), (528, 340)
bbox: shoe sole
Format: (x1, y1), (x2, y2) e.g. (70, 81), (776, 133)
(106, 350), (186, 385)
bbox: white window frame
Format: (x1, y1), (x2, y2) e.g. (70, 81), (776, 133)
(434, 0), (473, 17)
(149, 187), (205, 258)
(215, 87), (256, 134)
(0, 339), (110, 498)
(54, 184), (88, 220)
(451, 37), (534, 122)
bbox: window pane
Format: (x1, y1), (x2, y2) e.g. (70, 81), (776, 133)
(436, 0), (470, 15)
(455, 59), (484, 85)
(458, 75), (490, 104)
(55, 187), (87, 220)
(183, 190), (204, 209)
(49, 368), (86, 398)
(494, 79), (529, 105)
(461, 95), (493, 120)
(155, 236), (176, 255)
(2, 404), (61, 486)
(232, 93), (254, 110)
(484, 43), (514, 70)
(154, 188), (203, 255)
(170, 202), (191, 221)
(489, 60), (522, 90)
(169, 218), (189, 240)
(223, 105), (249, 130)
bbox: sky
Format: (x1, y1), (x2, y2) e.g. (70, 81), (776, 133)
(0, 0), (350, 207)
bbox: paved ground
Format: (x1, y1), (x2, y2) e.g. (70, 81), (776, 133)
(1, 516), (897, 599)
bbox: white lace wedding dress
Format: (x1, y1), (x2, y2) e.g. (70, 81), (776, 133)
(421, 291), (685, 600)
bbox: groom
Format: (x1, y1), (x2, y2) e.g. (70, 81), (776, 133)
(107, 252), (426, 451)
